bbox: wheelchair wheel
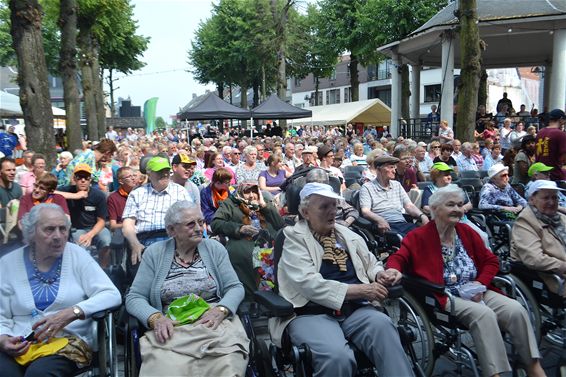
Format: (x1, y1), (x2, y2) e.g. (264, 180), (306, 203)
(383, 293), (435, 377)
(508, 275), (543, 345)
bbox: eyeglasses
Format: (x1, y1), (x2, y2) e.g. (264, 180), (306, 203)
(232, 152), (241, 155)
(499, 173), (509, 178)
(120, 175), (135, 181)
(74, 175), (91, 181)
(432, 146), (440, 149)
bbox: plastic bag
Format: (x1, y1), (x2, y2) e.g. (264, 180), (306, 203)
(166, 293), (210, 325)
(457, 282), (486, 301)
(252, 246), (275, 291)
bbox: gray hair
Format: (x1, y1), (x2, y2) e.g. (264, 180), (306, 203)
(428, 184), (466, 219)
(461, 142), (473, 152)
(164, 200), (202, 232)
(60, 151), (73, 160)
(298, 196), (312, 217)
(243, 145), (257, 156)
(21, 203), (70, 244)
(306, 168), (329, 184)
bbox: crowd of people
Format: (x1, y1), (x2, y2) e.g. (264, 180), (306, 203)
(0, 104), (564, 377)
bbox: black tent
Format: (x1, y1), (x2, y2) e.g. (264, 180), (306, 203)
(251, 94), (312, 119)
(178, 92), (251, 120)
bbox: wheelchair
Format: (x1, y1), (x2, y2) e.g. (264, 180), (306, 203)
(507, 262), (566, 351)
(399, 273), (527, 377)
(74, 306), (120, 377)
(252, 227), (430, 377)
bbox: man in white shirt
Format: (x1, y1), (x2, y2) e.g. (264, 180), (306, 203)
(457, 142), (479, 172)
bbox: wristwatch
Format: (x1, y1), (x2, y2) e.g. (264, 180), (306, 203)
(72, 305), (83, 319)
(217, 305), (230, 317)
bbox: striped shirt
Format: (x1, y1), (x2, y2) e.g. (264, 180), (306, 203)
(359, 179), (410, 223)
(122, 182), (190, 233)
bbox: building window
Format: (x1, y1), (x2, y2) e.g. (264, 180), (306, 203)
(344, 87), (352, 103)
(310, 91), (323, 106)
(367, 87), (391, 107)
(326, 89), (340, 105)
(424, 84), (441, 103)
(294, 77), (301, 87)
(329, 68), (336, 81)
(377, 60), (392, 80)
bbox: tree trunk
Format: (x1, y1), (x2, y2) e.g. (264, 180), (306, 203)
(216, 82), (224, 99)
(92, 39), (105, 139)
(349, 54), (359, 102)
(107, 69), (118, 117)
(240, 85), (248, 109)
(9, 0), (56, 167)
(59, 0), (82, 152)
(78, 29), (98, 140)
(456, 0), (481, 143)
(478, 68), (488, 108)
(401, 64), (410, 120)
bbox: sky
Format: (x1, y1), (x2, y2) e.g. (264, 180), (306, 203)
(111, 0), (217, 121)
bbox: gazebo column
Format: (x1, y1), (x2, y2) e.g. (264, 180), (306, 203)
(440, 31), (454, 128)
(410, 63), (421, 120)
(390, 50), (402, 137)
(543, 64), (552, 110)
(549, 29), (566, 110)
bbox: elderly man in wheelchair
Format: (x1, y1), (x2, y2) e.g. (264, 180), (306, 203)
(268, 182), (415, 377)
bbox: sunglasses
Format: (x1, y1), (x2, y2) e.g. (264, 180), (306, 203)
(74, 175), (92, 181)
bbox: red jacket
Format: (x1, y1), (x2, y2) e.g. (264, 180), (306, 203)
(386, 221), (500, 308)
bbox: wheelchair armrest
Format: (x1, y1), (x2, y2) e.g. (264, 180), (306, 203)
(387, 284), (404, 299)
(402, 275), (445, 295)
(254, 290), (295, 317)
(353, 216), (374, 230)
(91, 305), (121, 321)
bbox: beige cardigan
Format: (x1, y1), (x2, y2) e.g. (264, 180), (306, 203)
(268, 220), (384, 347)
(510, 205), (566, 295)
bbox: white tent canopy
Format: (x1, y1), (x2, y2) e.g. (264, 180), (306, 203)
(0, 91), (66, 117)
(289, 98), (391, 127)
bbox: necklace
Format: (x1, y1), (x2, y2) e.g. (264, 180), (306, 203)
(175, 250), (200, 267)
(32, 249), (62, 285)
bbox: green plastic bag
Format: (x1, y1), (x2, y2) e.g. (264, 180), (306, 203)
(165, 293), (210, 325)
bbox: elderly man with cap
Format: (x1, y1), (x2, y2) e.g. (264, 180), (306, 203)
(57, 163), (112, 266)
(479, 163), (527, 216)
(535, 108), (566, 182)
(511, 179), (566, 296)
(317, 145), (346, 192)
(270, 182), (415, 377)
(122, 156), (190, 267)
(295, 145), (318, 173)
(359, 155), (429, 236)
(170, 153), (200, 205)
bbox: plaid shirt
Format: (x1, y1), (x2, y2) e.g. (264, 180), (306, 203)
(122, 182), (190, 233)
(479, 182), (527, 211)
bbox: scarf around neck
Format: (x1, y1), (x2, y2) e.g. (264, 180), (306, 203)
(530, 205), (566, 249)
(312, 228), (349, 272)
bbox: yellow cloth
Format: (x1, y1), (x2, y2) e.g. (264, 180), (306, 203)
(15, 337), (69, 366)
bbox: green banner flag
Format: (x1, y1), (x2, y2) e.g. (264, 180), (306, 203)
(144, 97), (159, 134)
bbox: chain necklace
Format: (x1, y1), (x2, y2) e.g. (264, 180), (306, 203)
(31, 249), (62, 285)
(175, 250), (200, 267)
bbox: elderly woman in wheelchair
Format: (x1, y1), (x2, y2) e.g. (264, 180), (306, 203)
(511, 179), (566, 296)
(0, 204), (121, 376)
(125, 200), (249, 376)
(386, 185), (545, 377)
(271, 182), (415, 377)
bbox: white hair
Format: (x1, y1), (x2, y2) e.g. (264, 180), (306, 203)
(428, 185), (466, 219)
(21, 204), (70, 244)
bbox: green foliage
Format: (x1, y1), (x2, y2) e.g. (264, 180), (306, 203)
(189, 0), (278, 92)
(155, 116), (166, 130)
(286, 4), (337, 81)
(0, 0), (60, 72)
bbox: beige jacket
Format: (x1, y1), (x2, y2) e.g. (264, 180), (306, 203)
(268, 220), (384, 347)
(510, 205), (566, 294)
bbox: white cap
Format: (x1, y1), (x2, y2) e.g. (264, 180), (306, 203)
(525, 179), (566, 199)
(299, 183), (343, 201)
(302, 145), (317, 154)
(488, 163), (509, 180)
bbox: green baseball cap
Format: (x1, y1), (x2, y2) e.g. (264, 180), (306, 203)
(431, 162), (453, 172)
(146, 156), (171, 172)
(528, 162), (553, 177)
